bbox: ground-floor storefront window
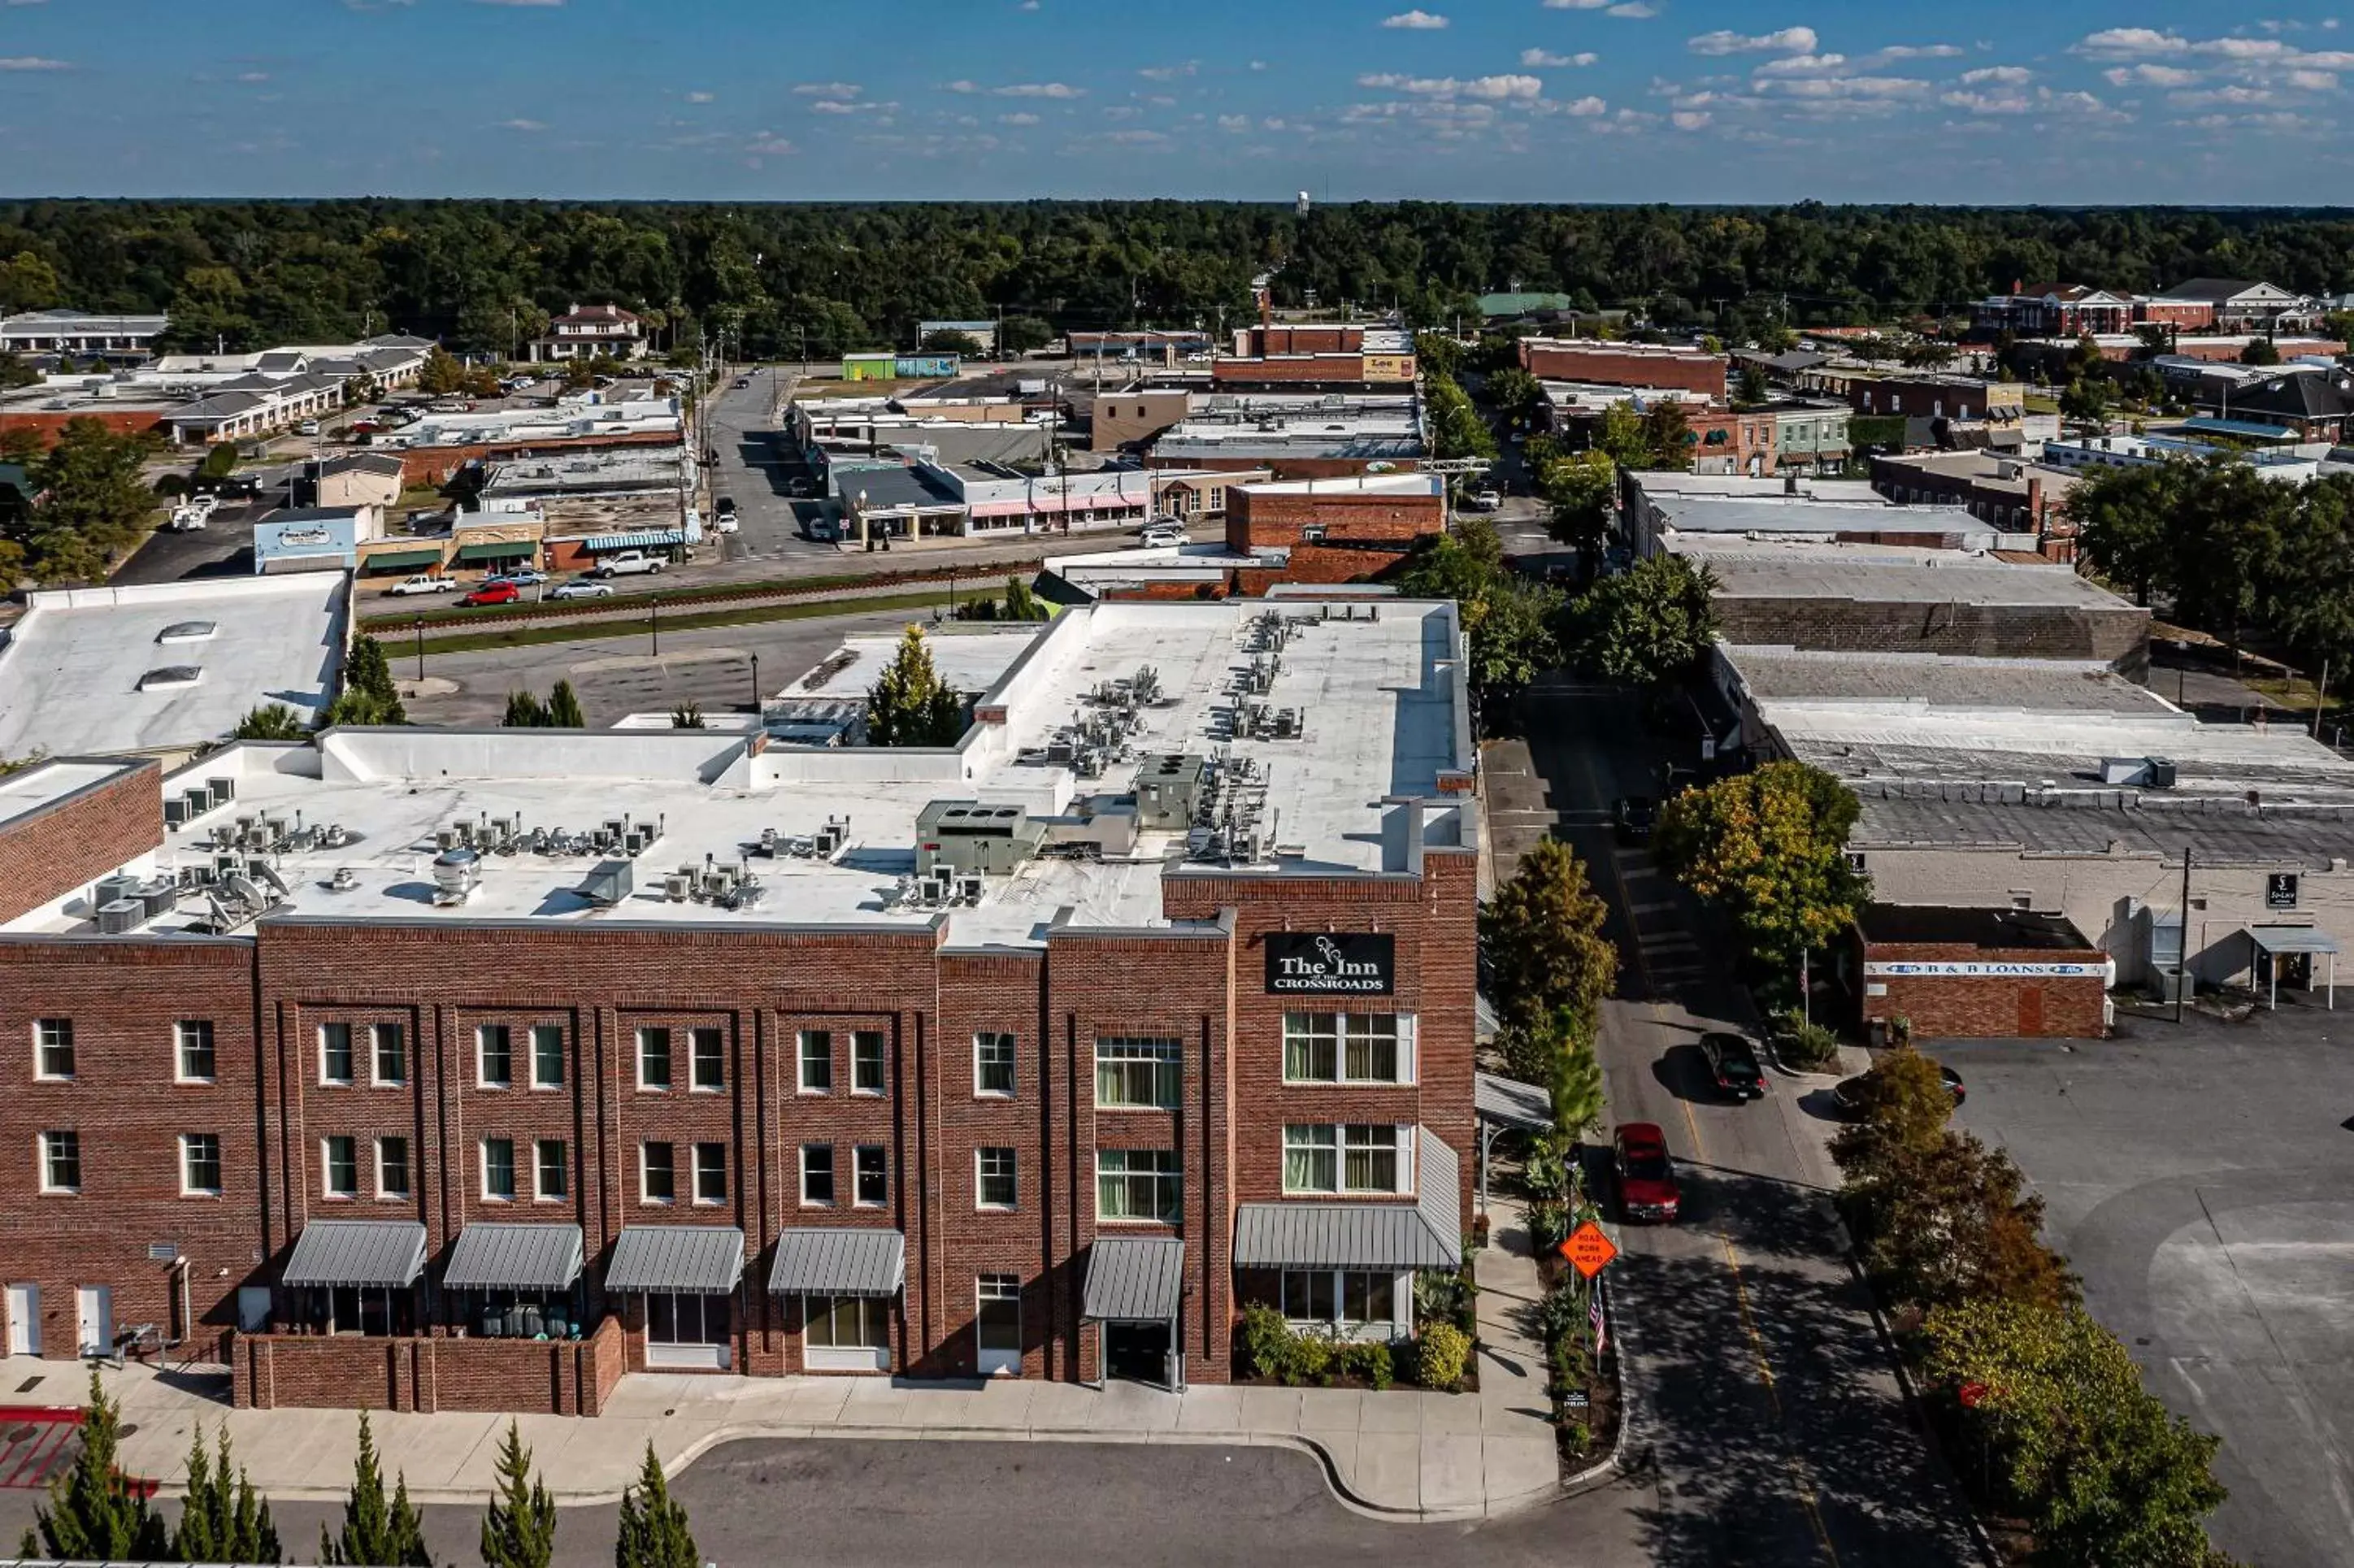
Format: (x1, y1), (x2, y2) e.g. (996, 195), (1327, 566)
(644, 1290), (732, 1369)
(976, 1275), (1023, 1375)
(1274, 1268), (1408, 1342)
(802, 1294), (892, 1372)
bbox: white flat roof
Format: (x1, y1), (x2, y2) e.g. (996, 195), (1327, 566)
(0, 758), (142, 826)
(12, 599), (1471, 945)
(1239, 472), (1440, 497)
(0, 575), (350, 760)
(784, 625), (1048, 700)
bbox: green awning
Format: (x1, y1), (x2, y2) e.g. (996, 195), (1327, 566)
(363, 546), (446, 571)
(456, 541), (536, 562)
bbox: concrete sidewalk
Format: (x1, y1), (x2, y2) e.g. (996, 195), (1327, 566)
(2, 1255), (1566, 1526)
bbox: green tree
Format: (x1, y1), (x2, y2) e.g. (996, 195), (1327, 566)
(546, 679), (585, 728)
(864, 625), (966, 745)
(1594, 402), (1652, 470)
(565, 355), (600, 389)
(233, 702), (310, 741)
(319, 1412), (430, 1567)
(1920, 1300), (2234, 1568)
(199, 442), (241, 480)
(2240, 337), (2282, 367)
(24, 417), (155, 584)
(417, 346), (466, 395)
(1481, 836), (1618, 1038)
(997, 315), (1056, 356)
(1001, 576), (1049, 621)
(1637, 402), (1694, 471)
(1485, 366), (1543, 427)
(0, 350), (37, 391)
(1541, 450), (1618, 562)
(2325, 311), (2354, 348)
(919, 328), (987, 357)
(1653, 760), (1869, 985)
(2068, 462), (2179, 606)
(504, 690), (551, 728)
(670, 699), (706, 729)
(1393, 519), (1561, 707)
(1839, 1123), (2078, 1314)
(174, 1424), (283, 1565)
(1559, 553), (1718, 689)
(24, 1371), (167, 1561)
(479, 1421), (557, 1568)
(1734, 364), (1770, 408)
(613, 1442), (698, 1568)
(2061, 375), (2109, 424)
(0, 250), (63, 314)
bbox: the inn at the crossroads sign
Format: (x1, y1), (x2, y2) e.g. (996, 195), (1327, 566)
(1265, 932), (1396, 995)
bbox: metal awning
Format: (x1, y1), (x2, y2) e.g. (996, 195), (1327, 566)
(363, 546), (445, 570)
(605, 1225), (745, 1293)
(580, 529), (683, 551)
(1082, 1236), (1184, 1323)
(767, 1228), (906, 1298)
(1233, 1130), (1461, 1271)
(455, 540), (536, 562)
(1476, 1071), (1553, 1134)
(2248, 925), (2340, 955)
(441, 1223), (584, 1291)
(282, 1220), (427, 1288)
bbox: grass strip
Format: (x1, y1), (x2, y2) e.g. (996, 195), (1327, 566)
(411, 590), (955, 656)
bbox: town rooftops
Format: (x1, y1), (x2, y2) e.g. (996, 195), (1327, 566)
(1722, 646), (2168, 715)
(2155, 278), (2287, 303)
(1674, 538), (2136, 610)
(2, 597), (1475, 945)
(0, 573), (350, 761)
(1236, 471), (1442, 498)
(1856, 903), (2095, 952)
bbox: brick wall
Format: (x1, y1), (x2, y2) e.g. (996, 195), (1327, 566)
(0, 762), (166, 926)
(1210, 356), (1370, 387)
(232, 1317), (624, 1414)
(1518, 341), (1727, 397)
(0, 409), (167, 451)
(1857, 940), (2107, 1040)
(1226, 484), (1444, 554)
(1247, 327), (1363, 355)
(1714, 594), (2150, 673)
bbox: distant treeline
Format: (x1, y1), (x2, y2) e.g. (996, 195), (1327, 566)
(2, 199), (2351, 358)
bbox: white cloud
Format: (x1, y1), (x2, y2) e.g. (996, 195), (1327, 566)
(1874, 44), (1965, 59)
(1606, 2), (1657, 16)
(236, 70), (271, 83)
(1522, 48), (1598, 67)
(1752, 53), (1846, 77)
(1249, 59), (1267, 70)
(996, 81), (1084, 98)
(1106, 128), (1169, 143)
(0, 55), (69, 69)
(1959, 65), (2032, 85)
(2074, 28), (2190, 56)
(794, 81), (860, 98)
(498, 118), (547, 131)
(1217, 113), (1250, 129)
(1543, 0), (1611, 7)
(1671, 109), (1712, 128)
(2104, 63), (2198, 85)
(1562, 94), (1609, 115)
(684, 90), (715, 103)
(1138, 62), (1197, 80)
(808, 100), (857, 114)
(1357, 72), (1544, 99)
(1691, 27), (1818, 55)
(1381, 9), (1448, 28)
(999, 111), (1041, 125)
(1940, 89), (2031, 114)
(2287, 67), (2340, 89)
(471, 0), (564, 7)
(744, 132), (795, 156)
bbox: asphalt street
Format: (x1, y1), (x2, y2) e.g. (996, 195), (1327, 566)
(1494, 679), (1980, 1568)
(1946, 1011), (2354, 1568)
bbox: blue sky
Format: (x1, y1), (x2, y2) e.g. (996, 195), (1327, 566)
(0, 1), (2347, 201)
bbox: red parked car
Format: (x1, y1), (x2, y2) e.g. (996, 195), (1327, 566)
(458, 582), (521, 607)
(1613, 1123), (1681, 1224)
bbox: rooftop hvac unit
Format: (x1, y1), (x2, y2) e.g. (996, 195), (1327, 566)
(2148, 756), (2177, 788)
(206, 778), (234, 809)
(958, 875), (984, 905)
(757, 826), (779, 858)
(577, 859), (633, 906)
(183, 788), (211, 820)
(430, 848), (479, 906)
(95, 898), (144, 936)
(96, 873), (140, 909)
(328, 867), (358, 892)
(164, 797), (190, 828)
(437, 827), (460, 851)
(663, 872), (693, 902)
(918, 875), (948, 906)
(137, 879), (180, 919)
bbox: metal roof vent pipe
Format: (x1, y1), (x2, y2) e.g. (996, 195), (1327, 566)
(432, 847), (480, 906)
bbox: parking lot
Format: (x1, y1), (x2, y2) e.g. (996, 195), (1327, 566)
(1944, 1006), (2354, 1568)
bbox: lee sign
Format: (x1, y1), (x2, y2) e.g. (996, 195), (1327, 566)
(1265, 932), (1395, 995)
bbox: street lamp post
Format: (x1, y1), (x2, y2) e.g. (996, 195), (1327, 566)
(650, 601), (660, 657)
(749, 653), (761, 715)
(412, 617), (424, 680)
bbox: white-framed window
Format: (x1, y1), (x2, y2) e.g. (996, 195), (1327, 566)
(476, 1025), (512, 1089)
(975, 1274), (1022, 1366)
(637, 1027), (672, 1091)
(371, 1023), (406, 1086)
(377, 1136), (410, 1201)
(1097, 1149), (1179, 1223)
(323, 1135), (358, 1199)
(176, 1020), (216, 1083)
(319, 1022), (354, 1086)
(804, 1294), (890, 1350)
(1094, 1036), (1179, 1110)
(1283, 1124), (1412, 1195)
(798, 1030), (832, 1093)
(976, 1147), (1017, 1210)
(531, 1024), (566, 1089)
(974, 1032), (1016, 1097)
(33, 1019), (73, 1081)
(1279, 1269), (1398, 1331)
(641, 1141), (675, 1204)
(693, 1142), (727, 1205)
(536, 1138), (567, 1201)
(39, 1129), (79, 1193)
(690, 1027), (724, 1092)
(852, 1031), (885, 1095)
(481, 1137), (515, 1201)
(180, 1133), (222, 1196)
(801, 1144), (834, 1206)
(854, 1145), (888, 1207)
(1281, 1013), (1414, 1084)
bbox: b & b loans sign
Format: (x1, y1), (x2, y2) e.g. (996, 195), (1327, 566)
(1266, 933), (1395, 995)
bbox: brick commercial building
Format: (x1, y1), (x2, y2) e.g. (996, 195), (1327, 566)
(1224, 474), (1445, 577)
(0, 598), (1477, 1414)
(1848, 906), (2111, 1040)
(1517, 339), (1728, 398)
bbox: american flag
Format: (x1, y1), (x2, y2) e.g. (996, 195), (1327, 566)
(1590, 1286), (1607, 1354)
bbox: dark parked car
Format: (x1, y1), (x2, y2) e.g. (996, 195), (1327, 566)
(1613, 795), (1657, 845)
(1833, 1062), (1966, 1116)
(1700, 1032), (1766, 1101)
(1613, 1123), (1681, 1223)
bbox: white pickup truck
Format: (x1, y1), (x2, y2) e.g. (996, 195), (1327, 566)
(593, 550), (667, 579)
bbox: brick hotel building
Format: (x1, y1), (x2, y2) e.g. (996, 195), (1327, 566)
(0, 598), (1477, 1414)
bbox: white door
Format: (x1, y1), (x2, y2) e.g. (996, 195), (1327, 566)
(6, 1284), (38, 1356)
(76, 1286), (111, 1358)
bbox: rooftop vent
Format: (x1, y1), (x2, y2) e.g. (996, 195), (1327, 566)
(155, 621), (218, 643)
(137, 665), (202, 691)
(432, 847), (480, 906)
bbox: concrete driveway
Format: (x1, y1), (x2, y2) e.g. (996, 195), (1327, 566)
(1944, 1010), (2354, 1568)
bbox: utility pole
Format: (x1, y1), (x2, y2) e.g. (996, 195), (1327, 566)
(2314, 656), (2332, 738)
(2174, 846), (2192, 1024)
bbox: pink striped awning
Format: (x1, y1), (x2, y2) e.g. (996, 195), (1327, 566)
(968, 493), (1148, 519)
